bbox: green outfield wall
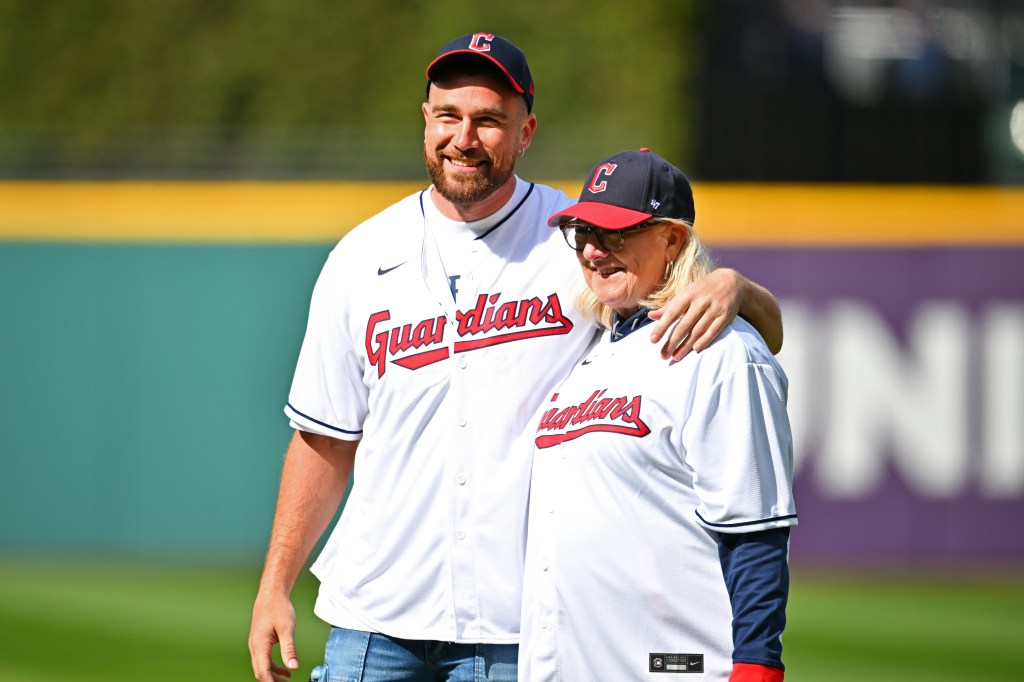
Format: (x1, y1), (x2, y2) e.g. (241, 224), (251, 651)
(0, 243), (330, 554)
(2, 181), (1022, 562)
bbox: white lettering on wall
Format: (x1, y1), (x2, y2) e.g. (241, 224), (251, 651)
(775, 302), (817, 475)
(777, 300), (1023, 499)
(981, 305), (1024, 498)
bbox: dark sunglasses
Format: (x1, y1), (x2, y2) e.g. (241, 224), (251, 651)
(560, 219), (662, 253)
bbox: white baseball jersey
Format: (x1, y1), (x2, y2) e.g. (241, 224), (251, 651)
(519, 315), (797, 680)
(284, 177), (599, 642)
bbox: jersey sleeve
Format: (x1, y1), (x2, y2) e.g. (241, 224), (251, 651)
(685, 360), (797, 533)
(284, 249), (367, 441)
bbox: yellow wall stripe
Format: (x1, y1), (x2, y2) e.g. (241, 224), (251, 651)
(1, 181), (1022, 245)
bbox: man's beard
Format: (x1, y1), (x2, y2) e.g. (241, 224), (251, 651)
(425, 148), (516, 209)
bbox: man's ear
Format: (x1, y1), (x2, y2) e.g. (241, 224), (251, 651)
(518, 113), (538, 154)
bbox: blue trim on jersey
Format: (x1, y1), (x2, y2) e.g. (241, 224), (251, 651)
(696, 511), (799, 529)
(477, 182), (536, 239)
(611, 307), (655, 342)
(286, 403), (362, 436)
(415, 183), (536, 241)
(718, 528), (790, 669)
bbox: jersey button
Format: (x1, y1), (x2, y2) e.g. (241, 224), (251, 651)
(456, 530), (466, 540)
(458, 356), (468, 369)
(539, 619), (548, 629)
(456, 474), (467, 485)
(458, 416), (467, 427)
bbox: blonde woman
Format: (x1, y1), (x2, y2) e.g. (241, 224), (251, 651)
(519, 149), (797, 682)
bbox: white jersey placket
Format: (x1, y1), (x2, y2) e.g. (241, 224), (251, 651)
(421, 202), (486, 640)
(527, 433), (564, 679)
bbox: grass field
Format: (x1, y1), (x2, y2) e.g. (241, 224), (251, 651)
(0, 557), (1022, 681)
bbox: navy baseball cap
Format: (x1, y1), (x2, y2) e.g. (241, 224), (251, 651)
(548, 148), (696, 230)
(426, 32), (535, 112)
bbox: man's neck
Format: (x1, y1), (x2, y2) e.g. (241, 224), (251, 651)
(430, 177), (518, 223)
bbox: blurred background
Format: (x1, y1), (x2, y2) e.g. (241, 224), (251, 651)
(1, 1), (1022, 680)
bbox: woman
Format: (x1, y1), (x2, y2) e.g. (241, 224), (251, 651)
(518, 149), (797, 682)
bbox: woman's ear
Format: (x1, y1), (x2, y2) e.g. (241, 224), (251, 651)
(664, 223), (688, 261)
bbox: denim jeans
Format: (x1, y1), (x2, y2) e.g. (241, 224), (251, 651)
(309, 626), (518, 682)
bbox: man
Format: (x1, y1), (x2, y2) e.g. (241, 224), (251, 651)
(249, 33), (783, 682)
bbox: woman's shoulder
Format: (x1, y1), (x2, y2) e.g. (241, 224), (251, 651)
(700, 317), (782, 372)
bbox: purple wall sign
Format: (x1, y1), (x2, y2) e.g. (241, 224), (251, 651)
(716, 247), (1024, 564)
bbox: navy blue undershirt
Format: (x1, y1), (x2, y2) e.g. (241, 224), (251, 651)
(610, 308), (655, 342)
(719, 528), (790, 668)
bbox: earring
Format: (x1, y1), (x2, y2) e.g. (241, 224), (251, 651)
(518, 149), (525, 158)
(664, 260), (673, 280)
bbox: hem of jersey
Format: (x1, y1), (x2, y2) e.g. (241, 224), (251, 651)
(311, 586), (380, 634)
(310, 569), (521, 645)
(285, 403), (362, 437)
(696, 511), (798, 531)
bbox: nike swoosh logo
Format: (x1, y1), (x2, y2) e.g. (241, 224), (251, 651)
(581, 359), (593, 365)
(377, 262), (407, 276)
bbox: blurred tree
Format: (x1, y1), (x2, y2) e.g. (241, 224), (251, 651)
(0, 0), (698, 179)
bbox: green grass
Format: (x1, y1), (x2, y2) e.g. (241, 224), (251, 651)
(0, 557), (331, 682)
(784, 569), (1024, 681)
(0, 558), (1022, 681)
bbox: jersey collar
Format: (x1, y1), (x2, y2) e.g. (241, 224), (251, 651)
(611, 307), (655, 342)
(419, 176), (535, 241)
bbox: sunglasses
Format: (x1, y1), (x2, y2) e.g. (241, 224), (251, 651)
(560, 219), (662, 253)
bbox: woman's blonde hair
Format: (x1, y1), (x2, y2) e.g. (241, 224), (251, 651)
(573, 218), (717, 330)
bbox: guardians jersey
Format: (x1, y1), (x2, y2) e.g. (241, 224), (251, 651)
(285, 178), (599, 642)
(520, 315), (797, 679)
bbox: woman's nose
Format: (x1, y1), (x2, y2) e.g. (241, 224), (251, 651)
(582, 237), (610, 260)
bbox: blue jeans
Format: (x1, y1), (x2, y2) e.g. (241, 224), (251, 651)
(309, 626), (518, 682)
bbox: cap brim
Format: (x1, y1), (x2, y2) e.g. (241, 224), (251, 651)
(547, 202), (653, 230)
(426, 51), (525, 95)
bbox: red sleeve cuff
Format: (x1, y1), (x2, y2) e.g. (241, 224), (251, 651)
(730, 662), (784, 682)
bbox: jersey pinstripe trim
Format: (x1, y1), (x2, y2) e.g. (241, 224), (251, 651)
(285, 402), (363, 436)
(696, 510), (798, 530)
(415, 182), (537, 241)
(477, 183), (536, 239)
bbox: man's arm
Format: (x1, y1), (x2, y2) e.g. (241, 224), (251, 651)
(648, 268), (783, 360)
(249, 430), (357, 682)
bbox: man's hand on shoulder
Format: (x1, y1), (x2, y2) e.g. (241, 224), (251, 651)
(649, 268), (745, 361)
(649, 268), (783, 360)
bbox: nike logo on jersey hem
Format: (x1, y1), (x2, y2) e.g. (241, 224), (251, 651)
(377, 262), (407, 276)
